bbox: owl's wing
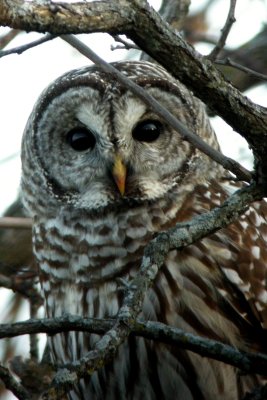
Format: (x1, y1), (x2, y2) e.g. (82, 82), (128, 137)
(216, 205), (267, 329)
(168, 178), (267, 348)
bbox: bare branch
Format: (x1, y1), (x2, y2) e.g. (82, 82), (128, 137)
(208, 0), (237, 61)
(0, 217), (32, 229)
(157, 0), (190, 31)
(216, 25), (267, 92)
(61, 34), (252, 183)
(215, 57), (267, 82)
(0, 363), (31, 400)
(1, 315), (267, 376)
(111, 34), (139, 51)
(0, 28), (20, 49)
(0, 0), (133, 34)
(0, 272), (41, 304)
(0, 151), (19, 164)
(0, 33), (55, 58)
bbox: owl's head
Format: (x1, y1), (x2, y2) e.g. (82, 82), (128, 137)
(21, 61), (219, 216)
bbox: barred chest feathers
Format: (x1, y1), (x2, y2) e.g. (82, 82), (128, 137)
(32, 183), (251, 400)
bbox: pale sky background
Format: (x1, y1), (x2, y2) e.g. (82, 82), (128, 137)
(0, 0), (267, 398)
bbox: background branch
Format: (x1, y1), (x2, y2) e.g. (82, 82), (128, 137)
(208, 0), (236, 60)
(0, 28), (20, 49)
(0, 217), (32, 229)
(216, 57), (267, 83)
(0, 363), (30, 400)
(0, 33), (55, 58)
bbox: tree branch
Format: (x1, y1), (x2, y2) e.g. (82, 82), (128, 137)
(0, 28), (20, 49)
(111, 34), (138, 51)
(0, 363), (30, 400)
(0, 272), (41, 305)
(216, 25), (267, 92)
(0, 0), (134, 34)
(215, 57), (267, 82)
(0, 217), (32, 229)
(208, 0), (236, 61)
(1, 315), (267, 376)
(0, 33), (55, 58)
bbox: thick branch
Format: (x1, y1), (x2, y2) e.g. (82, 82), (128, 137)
(0, 0), (134, 34)
(0, 217), (32, 229)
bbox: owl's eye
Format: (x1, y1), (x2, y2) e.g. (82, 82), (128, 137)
(66, 128), (96, 151)
(132, 120), (163, 143)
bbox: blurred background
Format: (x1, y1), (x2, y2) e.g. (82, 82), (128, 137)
(1, 0), (267, 398)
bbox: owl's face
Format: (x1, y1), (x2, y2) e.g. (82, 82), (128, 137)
(21, 61), (218, 215)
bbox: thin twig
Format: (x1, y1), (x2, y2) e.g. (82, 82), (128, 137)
(208, 0), (237, 61)
(0, 34), (56, 58)
(60, 34), (252, 183)
(0, 151), (19, 165)
(0, 273), (41, 304)
(215, 57), (267, 82)
(186, 32), (218, 45)
(111, 34), (139, 50)
(0, 29), (20, 50)
(0, 363), (31, 400)
(0, 217), (32, 229)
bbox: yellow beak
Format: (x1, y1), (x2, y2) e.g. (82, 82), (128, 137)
(112, 155), (127, 196)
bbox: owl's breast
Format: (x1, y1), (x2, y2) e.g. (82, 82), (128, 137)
(33, 200), (178, 319)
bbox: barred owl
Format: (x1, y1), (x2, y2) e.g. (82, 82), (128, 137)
(21, 61), (267, 400)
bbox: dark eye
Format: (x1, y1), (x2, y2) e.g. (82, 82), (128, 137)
(66, 128), (96, 151)
(132, 120), (163, 143)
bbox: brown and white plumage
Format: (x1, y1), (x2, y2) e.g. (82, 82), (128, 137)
(20, 61), (267, 399)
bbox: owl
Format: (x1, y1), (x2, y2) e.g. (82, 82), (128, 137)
(20, 61), (267, 400)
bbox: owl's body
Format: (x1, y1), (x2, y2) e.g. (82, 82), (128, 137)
(21, 61), (267, 399)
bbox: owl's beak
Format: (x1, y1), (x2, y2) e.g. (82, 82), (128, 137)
(112, 155), (127, 196)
